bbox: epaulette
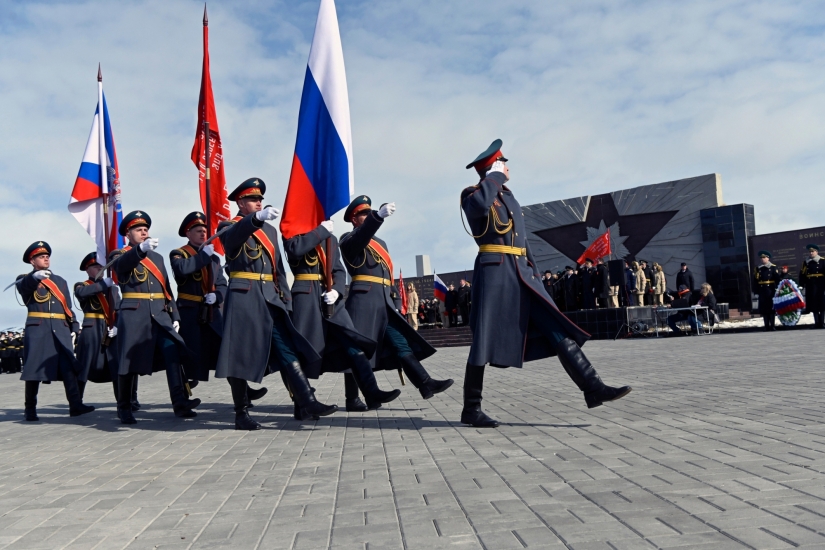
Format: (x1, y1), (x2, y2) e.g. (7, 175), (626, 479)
(217, 220), (236, 230)
(171, 248), (189, 258)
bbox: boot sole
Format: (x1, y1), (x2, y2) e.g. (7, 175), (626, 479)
(586, 387), (632, 409)
(69, 408), (95, 417)
(420, 380), (455, 400)
(235, 424), (261, 431)
(460, 420), (500, 428)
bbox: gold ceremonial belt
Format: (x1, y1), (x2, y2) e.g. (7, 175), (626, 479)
(84, 313), (106, 319)
(478, 244), (527, 256)
(294, 274), (323, 281)
(28, 312), (66, 320)
(230, 272), (274, 282)
(758, 281), (776, 285)
(178, 293), (203, 302)
(122, 292), (166, 300)
(352, 275), (392, 286)
(808, 274), (824, 278)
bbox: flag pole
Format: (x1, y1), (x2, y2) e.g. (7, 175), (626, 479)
(98, 64), (115, 345)
(324, 230), (334, 318)
(203, 5), (211, 238)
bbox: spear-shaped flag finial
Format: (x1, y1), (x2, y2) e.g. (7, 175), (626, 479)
(203, 3), (208, 26)
(97, 63), (102, 82)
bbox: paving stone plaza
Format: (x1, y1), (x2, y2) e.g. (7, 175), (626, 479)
(1, 331), (825, 549)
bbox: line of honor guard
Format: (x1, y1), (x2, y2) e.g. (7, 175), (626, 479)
(12, 140), (638, 428)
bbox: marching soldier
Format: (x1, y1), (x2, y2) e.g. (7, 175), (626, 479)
(74, 252), (121, 401)
(460, 140), (631, 427)
(752, 250), (780, 331)
(169, 212), (240, 392)
(111, 211), (200, 424)
(340, 196), (453, 399)
(0, 332), (10, 374)
(216, 178), (337, 430)
(16, 242), (94, 421)
(800, 244), (825, 329)
(283, 219), (401, 414)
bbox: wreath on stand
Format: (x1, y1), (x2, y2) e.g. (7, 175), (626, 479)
(774, 279), (806, 326)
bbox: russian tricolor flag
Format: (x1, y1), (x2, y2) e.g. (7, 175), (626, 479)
(434, 273), (448, 302)
(280, 0), (353, 239)
(68, 87), (124, 260)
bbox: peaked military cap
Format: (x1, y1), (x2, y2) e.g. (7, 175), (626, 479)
(79, 252), (100, 271)
(179, 211), (207, 237)
(758, 250), (772, 259)
(466, 139), (509, 173)
(119, 210), (152, 236)
(807, 244), (820, 252)
(228, 177), (266, 201)
(585, 257), (594, 264)
(345, 195), (372, 223)
(23, 241), (51, 264)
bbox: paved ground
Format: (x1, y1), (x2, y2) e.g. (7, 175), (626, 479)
(1, 330), (825, 549)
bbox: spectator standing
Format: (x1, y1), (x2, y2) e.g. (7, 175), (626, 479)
(632, 261), (646, 306)
(625, 261), (636, 306)
(457, 279), (471, 325)
(653, 264), (666, 305)
(640, 260), (655, 305)
(676, 263), (695, 292)
(406, 283), (419, 330)
(445, 284), (458, 327)
(561, 266), (578, 311)
(595, 259), (610, 308)
(580, 258), (597, 309)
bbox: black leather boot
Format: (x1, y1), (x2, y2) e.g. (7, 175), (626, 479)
(555, 338), (632, 409)
(131, 377), (141, 411)
(282, 361), (337, 417)
(166, 363), (199, 418)
(24, 381), (39, 421)
(229, 377), (261, 430)
(344, 372), (368, 411)
(280, 370), (315, 420)
(64, 369), (94, 417)
(350, 352), (400, 410)
(78, 380), (87, 401)
(460, 364), (499, 428)
(399, 354), (453, 399)
(117, 374), (137, 424)
(246, 383), (268, 409)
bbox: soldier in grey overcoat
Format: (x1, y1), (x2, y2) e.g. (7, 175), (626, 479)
(16, 241), (95, 421)
(215, 178), (337, 430)
(74, 252), (120, 402)
(283, 220), (400, 413)
(340, 196), (453, 399)
(460, 140), (631, 427)
(111, 211), (200, 424)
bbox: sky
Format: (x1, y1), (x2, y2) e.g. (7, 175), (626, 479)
(0, 0), (823, 326)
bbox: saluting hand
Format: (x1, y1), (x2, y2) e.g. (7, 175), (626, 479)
(256, 206), (280, 222)
(378, 203), (396, 219)
(33, 270), (51, 281)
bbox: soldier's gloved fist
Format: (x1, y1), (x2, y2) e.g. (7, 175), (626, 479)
(139, 238), (159, 252)
(33, 270), (51, 281)
(71, 332), (77, 347)
(322, 289), (339, 305)
(173, 321), (180, 333)
(256, 206), (280, 222)
(320, 220), (334, 233)
(201, 243), (215, 257)
(102, 277), (114, 288)
(378, 203), (396, 219)
(107, 326), (118, 338)
(204, 293), (217, 305)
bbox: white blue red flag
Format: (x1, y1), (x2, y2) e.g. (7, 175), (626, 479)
(68, 91), (124, 260)
(434, 273), (448, 302)
(280, 0), (353, 239)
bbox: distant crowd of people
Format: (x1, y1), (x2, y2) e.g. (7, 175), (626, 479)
(405, 279), (472, 330)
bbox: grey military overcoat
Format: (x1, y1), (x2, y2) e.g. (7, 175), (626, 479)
(74, 279), (120, 382)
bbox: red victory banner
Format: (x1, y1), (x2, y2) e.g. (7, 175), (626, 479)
(576, 231), (611, 265)
(191, 5), (230, 253)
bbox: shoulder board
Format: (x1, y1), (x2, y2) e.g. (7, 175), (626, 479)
(171, 248), (190, 258)
(217, 220), (236, 230)
(461, 185), (479, 198)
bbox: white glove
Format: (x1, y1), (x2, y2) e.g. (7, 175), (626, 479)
(173, 321), (180, 333)
(107, 326), (118, 338)
(378, 203), (396, 218)
(320, 220), (334, 233)
(102, 277), (114, 288)
(204, 293), (217, 305)
(201, 243), (215, 256)
(322, 289), (339, 304)
(71, 332), (77, 347)
(33, 270), (51, 281)
(140, 238), (159, 252)
(489, 160), (507, 175)
(255, 206), (280, 222)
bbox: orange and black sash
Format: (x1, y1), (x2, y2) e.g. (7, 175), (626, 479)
(40, 278), (74, 320)
(121, 245), (173, 301)
(368, 240), (394, 284)
(83, 280), (115, 326)
(180, 244), (214, 294)
(314, 244), (328, 282)
(232, 215), (279, 271)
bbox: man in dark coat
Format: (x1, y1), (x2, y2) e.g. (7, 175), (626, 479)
(282, 219), (400, 413)
(579, 259), (597, 309)
(74, 252), (121, 402)
(340, 196), (453, 399)
(561, 266), (578, 311)
(752, 250), (780, 331)
(169, 212), (232, 389)
(457, 279), (471, 325)
(640, 260), (655, 305)
(216, 178), (337, 430)
(800, 244), (825, 328)
(675, 263), (695, 293)
(16, 242), (94, 421)
(460, 140), (631, 428)
(111, 211), (200, 425)
(595, 259), (610, 308)
(445, 284), (459, 327)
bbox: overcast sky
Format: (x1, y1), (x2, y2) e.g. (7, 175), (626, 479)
(0, 0), (823, 326)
